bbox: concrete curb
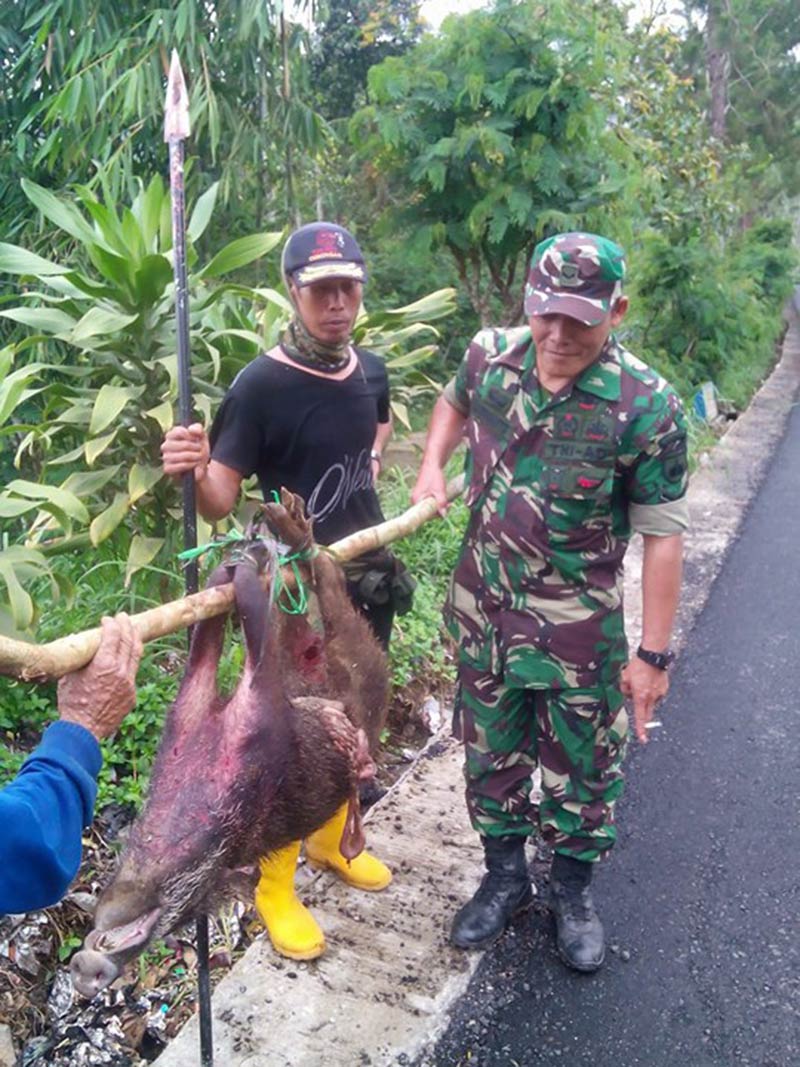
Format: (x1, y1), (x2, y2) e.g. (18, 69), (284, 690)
(155, 314), (800, 1067)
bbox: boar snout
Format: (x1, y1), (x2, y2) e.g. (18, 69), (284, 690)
(70, 903), (163, 997)
(70, 949), (121, 998)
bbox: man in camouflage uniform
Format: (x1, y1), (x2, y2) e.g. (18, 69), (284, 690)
(411, 232), (688, 972)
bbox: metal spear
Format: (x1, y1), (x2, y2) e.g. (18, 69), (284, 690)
(164, 48), (214, 1067)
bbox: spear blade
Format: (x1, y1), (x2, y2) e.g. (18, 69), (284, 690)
(164, 49), (191, 142)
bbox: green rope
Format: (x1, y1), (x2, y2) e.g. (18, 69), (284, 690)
(176, 521), (317, 615)
(177, 528), (244, 562)
(272, 556), (308, 614)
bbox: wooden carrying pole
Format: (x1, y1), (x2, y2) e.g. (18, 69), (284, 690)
(0, 475), (464, 683)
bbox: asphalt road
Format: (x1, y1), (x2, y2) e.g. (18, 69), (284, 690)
(415, 400), (800, 1067)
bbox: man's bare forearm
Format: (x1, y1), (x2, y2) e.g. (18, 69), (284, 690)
(195, 461), (242, 521)
(640, 533), (683, 650)
(373, 417), (393, 457)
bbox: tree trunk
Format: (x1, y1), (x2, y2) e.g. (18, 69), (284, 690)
(281, 13), (299, 228)
(706, 0), (729, 142)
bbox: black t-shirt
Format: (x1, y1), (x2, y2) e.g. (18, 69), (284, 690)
(210, 347), (390, 545)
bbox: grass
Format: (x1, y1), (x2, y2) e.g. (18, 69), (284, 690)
(377, 462), (468, 691)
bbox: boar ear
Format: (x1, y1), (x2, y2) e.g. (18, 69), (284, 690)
(339, 792), (366, 861)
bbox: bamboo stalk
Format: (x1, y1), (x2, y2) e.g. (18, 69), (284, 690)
(0, 475), (464, 682)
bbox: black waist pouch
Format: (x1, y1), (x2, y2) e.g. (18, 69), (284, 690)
(343, 549), (416, 616)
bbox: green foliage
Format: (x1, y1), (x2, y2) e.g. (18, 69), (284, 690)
(96, 673), (179, 809)
(0, 677), (53, 735)
(58, 934), (84, 962)
(379, 463), (467, 689)
(0, 176), (282, 633)
(626, 214), (797, 406)
(0, 1), (330, 248)
(355, 287), (458, 428)
(352, 0), (636, 323)
(311, 0), (423, 120)
(679, 0), (800, 200)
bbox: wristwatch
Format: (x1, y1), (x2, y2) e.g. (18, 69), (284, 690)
(636, 645), (675, 671)
(370, 449), (382, 466)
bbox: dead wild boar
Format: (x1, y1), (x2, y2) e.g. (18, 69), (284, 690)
(71, 491), (389, 997)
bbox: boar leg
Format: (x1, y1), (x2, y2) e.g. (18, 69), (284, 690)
(227, 553), (328, 962)
(260, 489), (314, 559)
(308, 549), (390, 754)
(262, 490), (390, 752)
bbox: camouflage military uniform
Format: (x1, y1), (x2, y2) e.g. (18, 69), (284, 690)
(443, 326), (688, 861)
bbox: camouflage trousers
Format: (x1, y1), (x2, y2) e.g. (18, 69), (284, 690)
(454, 660), (629, 862)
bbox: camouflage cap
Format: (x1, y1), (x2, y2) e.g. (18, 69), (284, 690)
(524, 232), (626, 326)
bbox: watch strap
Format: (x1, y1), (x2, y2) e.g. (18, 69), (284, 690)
(636, 645), (675, 670)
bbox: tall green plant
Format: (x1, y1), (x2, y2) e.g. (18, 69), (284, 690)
(0, 0), (330, 250)
(0, 176), (282, 632)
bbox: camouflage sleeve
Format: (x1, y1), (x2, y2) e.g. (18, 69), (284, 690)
(451, 342), (475, 415)
(443, 376), (469, 416)
(623, 386), (688, 511)
(445, 331), (499, 416)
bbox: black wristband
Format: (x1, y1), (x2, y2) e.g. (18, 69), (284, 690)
(636, 645), (675, 671)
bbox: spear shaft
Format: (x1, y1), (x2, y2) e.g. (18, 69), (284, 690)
(165, 50), (199, 599)
(164, 49), (213, 1067)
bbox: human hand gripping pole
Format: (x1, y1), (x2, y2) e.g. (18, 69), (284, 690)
(58, 615), (142, 739)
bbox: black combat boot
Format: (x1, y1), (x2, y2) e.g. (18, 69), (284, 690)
(450, 835), (534, 950)
(549, 853), (605, 973)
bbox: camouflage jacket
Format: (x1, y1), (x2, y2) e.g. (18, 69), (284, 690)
(444, 326), (688, 689)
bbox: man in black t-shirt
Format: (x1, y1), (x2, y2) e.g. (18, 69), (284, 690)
(161, 222), (396, 961)
(162, 222), (409, 641)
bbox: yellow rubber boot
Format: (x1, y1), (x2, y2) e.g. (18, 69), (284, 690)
(254, 841), (326, 960)
(305, 803), (392, 891)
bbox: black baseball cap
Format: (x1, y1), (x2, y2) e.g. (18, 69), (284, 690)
(281, 222), (367, 287)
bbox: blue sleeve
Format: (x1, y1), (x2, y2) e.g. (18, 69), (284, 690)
(0, 721), (102, 914)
